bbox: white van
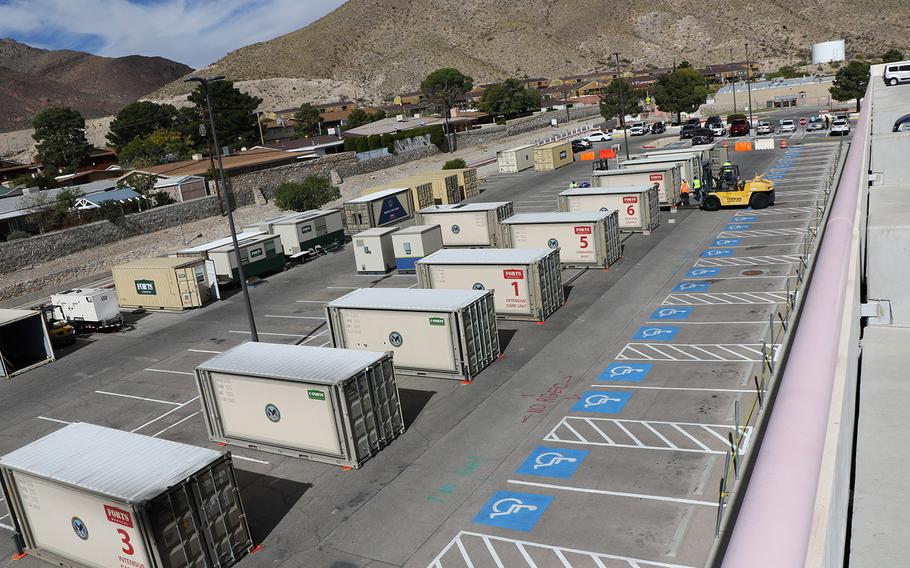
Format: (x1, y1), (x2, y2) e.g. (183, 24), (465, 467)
(883, 61), (910, 86)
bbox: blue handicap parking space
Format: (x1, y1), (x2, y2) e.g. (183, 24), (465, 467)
(571, 391), (633, 414)
(673, 281), (711, 292)
(725, 223), (753, 231)
(515, 446), (589, 479)
(733, 215), (758, 222)
(686, 267), (721, 278)
(632, 325), (680, 340)
(712, 238), (741, 246)
(650, 306), (693, 320)
(701, 248), (734, 258)
(598, 362), (653, 382)
(474, 491), (553, 532)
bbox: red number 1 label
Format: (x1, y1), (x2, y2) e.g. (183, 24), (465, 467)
(511, 281), (519, 296)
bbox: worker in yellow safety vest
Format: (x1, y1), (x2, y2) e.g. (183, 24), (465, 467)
(569, 180), (578, 188)
(680, 179), (690, 206)
(692, 177), (702, 201)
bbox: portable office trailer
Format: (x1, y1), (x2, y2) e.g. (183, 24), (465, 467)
(501, 211), (621, 269)
(50, 288), (122, 331)
(497, 144), (535, 173)
(534, 141), (574, 171)
(644, 144), (728, 176)
(363, 181), (435, 210)
(344, 187), (414, 233)
(392, 225), (443, 272)
(623, 154), (700, 197)
(195, 342), (404, 468)
(415, 202), (513, 247)
(353, 227), (398, 273)
(112, 257), (211, 310)
(594, 164), (681, 208)
(558, 185), (660, 233)
(245, 209), (344, 255)
(0, 423), (252, 568)
(178, 232), (284, 283)
(416, 248), (563, 322)
(0, 309), (54, 378)
(326, 288), (499, 381)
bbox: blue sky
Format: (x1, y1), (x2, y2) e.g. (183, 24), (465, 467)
(0, 0), (346, 68)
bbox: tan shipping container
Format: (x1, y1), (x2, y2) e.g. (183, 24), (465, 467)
(415, 168), (480, 200)
(398, 172), (461, 204)
(112, 257), (211, 310)
(533, 141), (574, 171)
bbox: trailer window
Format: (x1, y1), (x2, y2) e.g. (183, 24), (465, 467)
(194, 265), (206, 282)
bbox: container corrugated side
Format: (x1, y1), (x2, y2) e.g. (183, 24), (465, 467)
(458, 291), (500, 379)
(602, 210), (622, 265)
(644, 184), (661, 231)
(534, 248), (565, 320)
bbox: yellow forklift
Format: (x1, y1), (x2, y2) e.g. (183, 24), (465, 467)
(32, 304), (76, 347)
(700, 164), (775, 211)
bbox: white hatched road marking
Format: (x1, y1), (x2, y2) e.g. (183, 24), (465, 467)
(662, 291), (789, 305)
(616, 343), (780, 362)
(717, 228), (809, 238)
(544, 417), (751, 455)
(694, 255), (803, 267)
(733, 206), (816, 216)
(427, 531), (695, 568)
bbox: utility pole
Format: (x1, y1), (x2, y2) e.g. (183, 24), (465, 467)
(729, 47), (737, 113)
(254, 111), (265, 145)
(745, 44), (754, 128)
(614, 52), (630, 161)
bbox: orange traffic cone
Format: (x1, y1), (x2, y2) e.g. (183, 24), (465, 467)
(780, 138), (788, 149)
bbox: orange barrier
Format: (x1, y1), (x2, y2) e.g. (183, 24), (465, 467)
(579, 151), (596, 161)
(599, 148), (616, 159)
(779, 139), (788, 149)
(734, 141), (753, 152)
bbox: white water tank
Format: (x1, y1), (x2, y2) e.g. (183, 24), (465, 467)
(812, 40), (846, 64)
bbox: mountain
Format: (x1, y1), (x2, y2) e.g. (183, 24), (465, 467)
(150, 0), (910, 108)
(0, 38), (191, 132)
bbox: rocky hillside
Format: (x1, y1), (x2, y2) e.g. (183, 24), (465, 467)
(0, 38), (191, 132)
(150, 0), (910, 106)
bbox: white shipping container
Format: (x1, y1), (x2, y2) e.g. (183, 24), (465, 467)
(50, 288), (121, 330)
(0, 423), (252, 568)
(353, 227), (398, 273)
(244, 209), (345, 255)
(415, 202), (513, 247)
(326, 288), (499, 381)
(497, 144), (535, 173)
(593, 164), (681, 207)
(416, 248), (564, 322)
(558, 185), (660, 232)
(0, 309), (54, 378)
(501, 211), (621, 268)
(623, 155), (701, 203)
(391, 225), (443, 273)
(195, 343), (404, 468)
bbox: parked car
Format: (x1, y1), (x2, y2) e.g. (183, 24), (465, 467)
(806, 117), (825, 132)
(729, 118), (751, 136)
(709, 122), (726, 136)
(705, 115), (722, 127)
(692, 128), (715, 145)
(680, 124), (697, 139)
(799, 117), (808, 126)
(756, 121), (774, 135)
(829, 119), (851, 136)
(883, 60), (910, 86)
(571, 139), (591, 153)
(585, 130), (613, 143)
(685, 118), (701, 126)
(893, 113), (910, 132)
(650, 121), (666, 134)
(629, 121), (649, 136)
(779, 119), (797, 133)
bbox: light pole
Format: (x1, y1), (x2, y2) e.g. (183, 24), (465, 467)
(184, 75), (259, 342)
(614, 52), (630, 161)
(744, 44), (754, 128)
(729, 47), (738, 113)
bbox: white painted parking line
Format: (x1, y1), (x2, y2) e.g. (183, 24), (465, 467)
(0, 521), (12, 531)
(662, 291), (789, 305)
(144, 368), (194, 376)
(232, 454), (270, 465)
(95, 390), (183, 406)
(229, 330), (304, 338)
(326, 286), (359, 290)
(734, 206), (816, 216)
(427, 531), (695, 568)
(37, 416), (72, 425)
(152, 412), (200, 438)
(295, 300), (328, 303)
(130, 396), (199, 433)
(188, 348), (223, 354)
(264, 314), (325, 320)
(717, 228), (808, 238)
(319, 340), (331, 347)
(591, 385), (754, 393)
(616, 343), (779, 362)
(739, 218), (814, 225)
(694, 255), (802, 267)
(544, 417), (751, 456)
(645, 320), (768, 325)
(680, 275), (796, 281)
(507, 479), (717, 507)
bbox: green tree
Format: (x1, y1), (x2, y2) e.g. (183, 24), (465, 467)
(830, 60), (870, 112)
(882, 48), (905, 63)
(478, 79), (542, 119)
(420, 68), (474, 143)
(293, 103), (324, 137)
(598, 78), (643, 125)
(187, 80), (262, 149)
(32, 107), (91, 175)
(273, 177), (340, 212)
(117, 129), (193, 168)
(55, 187), (84, 211)
(767, 65), (800, 79)
(653, 68), (709, 123)
(118, 172), (159, 196)
(344, 108), (386, 129)
(443, 158), (466, 170)
(678, 60), (692, 69)
(107, 101), (178, 150)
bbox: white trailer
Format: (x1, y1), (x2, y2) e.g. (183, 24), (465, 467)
(0, 309), (54, 378)
(414, 202), (513, 247)
(416, 248), (563, 322)
(50, 288), (122, 331)
(245, 209), (344, 255)
(176, 231), (285, 283)
(497, 144), (535, 173)
(353, 227), (398, 273)
(501, 211), (621, 268)
(558, 185), (660, 233)
(326, 288), (499, 381)
(593, 164), (681, 208)
(343, 187), (414, 233)
(391, 225), (443, 273)
(0, 423), (253, 568)
(195, 342), (404, 468)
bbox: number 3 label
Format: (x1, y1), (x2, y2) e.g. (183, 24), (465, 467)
(117, 529), (134, 555)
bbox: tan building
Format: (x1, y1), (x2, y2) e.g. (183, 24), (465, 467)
(712, 76), (836, 111)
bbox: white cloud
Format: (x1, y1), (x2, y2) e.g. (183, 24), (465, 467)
(0, 0), (346, 68)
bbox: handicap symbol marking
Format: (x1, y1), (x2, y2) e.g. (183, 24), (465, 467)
(650, 306), (693, 320)
(598, 363), (653, 382)
(632, 325), (680, 340)
(686, 267), (720, 278)
(712, 238), (741, 247)
(473, 491), (553, 531)
(672, 281), (711, 292)
(732, 215), (758, 222)
(515, 446), (589, 479)
(725, 224), (753, 231)
(571, 390), (633, 414)
(701, 248), (734, 258)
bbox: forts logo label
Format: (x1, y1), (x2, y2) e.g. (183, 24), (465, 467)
(503, 269), (524, 280)
(104, 505), (133, 528)
(649, 174), (664, 181)
(573, 226), (592, 235)
(622, 196), (639, 204)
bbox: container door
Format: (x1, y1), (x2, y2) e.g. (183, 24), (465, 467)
(339, 308), (457, 372)
(176, 268), (198, 308)
(458, 293), (499, 378)
(427, 264), (532, 316)
(536, 251), (565, 319)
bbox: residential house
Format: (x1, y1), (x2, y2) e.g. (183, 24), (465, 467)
(133, 148), (314, 179)
(153, 175), (208, 202)
(525, 77), (551, 90)
(393, 91), (426, 106)
(73, 187), (145, 210)
(0, 179), (119, 238)
(699, 61), (760, 83)
(378, 102), (433, 118)
(343, 111), (488, 137)
(254, 136), (345, 156)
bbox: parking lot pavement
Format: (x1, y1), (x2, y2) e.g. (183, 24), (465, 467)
(0, 140), (838, 567)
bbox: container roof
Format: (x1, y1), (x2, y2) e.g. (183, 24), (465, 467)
(646, 144), (715, 154)
(594, 164), (676, 176)
(209, 233), (280, 253)
(499, 144), (535, 153)
(419, 202), (510, 213)
(329, 287), (489, 311)
(537, 140), (571, 149)
(623, 155), (696, 165)
(347, 187), (410, 203)
(560, 185), (651, 196)
(196, 342), (387, 385)
(114, 256), (203, 270)
(0, 423), (221, 503)
(176, 231), (266, 253)
(502, 211), (610, 224)
(267, 209), (339, 225)
(0, 308), (40, 326)
(354, 227), (399, 237)
(419, 247), (553, 264)
(394, 224), (441, 234)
